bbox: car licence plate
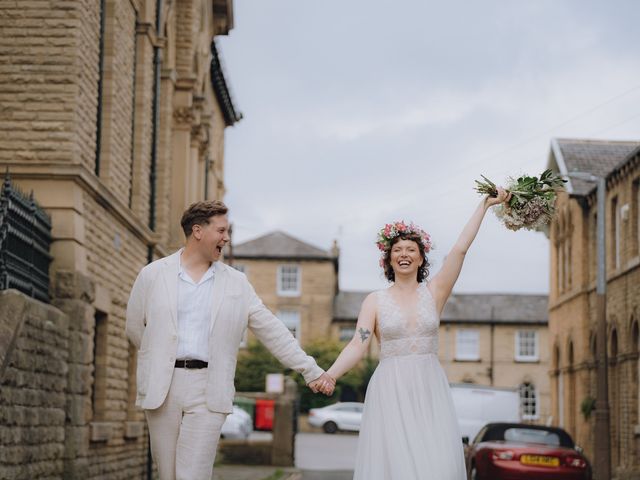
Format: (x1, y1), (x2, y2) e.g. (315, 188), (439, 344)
(520, 455), (560, 467)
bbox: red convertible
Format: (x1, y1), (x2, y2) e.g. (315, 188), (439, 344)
(465, 422), (591, 480)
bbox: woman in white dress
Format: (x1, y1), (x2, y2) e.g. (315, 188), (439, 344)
(319, 188), (511, 480)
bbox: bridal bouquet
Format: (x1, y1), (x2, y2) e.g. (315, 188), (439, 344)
(474, 169), (566, 231)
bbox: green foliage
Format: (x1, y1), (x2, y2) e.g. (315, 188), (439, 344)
(289, 338), (377, 412)
(261, 469), (285, 480)
(234, 338), (378, 412)
(234, 341), (284, 392)
(581, 395), (596, 420)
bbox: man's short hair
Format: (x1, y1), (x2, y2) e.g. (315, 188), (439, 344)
(180, 200), (228, 237)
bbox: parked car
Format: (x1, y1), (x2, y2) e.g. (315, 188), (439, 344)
(308, 402), (364, 433)
(465, 422), (591, 480)
(450, 383), (521, 443)
(220, 406), (253, 440)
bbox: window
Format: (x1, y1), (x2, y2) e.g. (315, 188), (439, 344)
(339, 327), (356, 342)
(92, 311), (108, 421)
(277, 309), (301, 340)
(515, 330), (538, 362)
(519, 382), (538, 420)
(455, 329), (479, 361)
(633, 179), (639, 257)
(612, 196), (620, 269)
(277, 265), (301, 296)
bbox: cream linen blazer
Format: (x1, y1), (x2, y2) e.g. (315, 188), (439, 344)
(125, 250), (324, 413)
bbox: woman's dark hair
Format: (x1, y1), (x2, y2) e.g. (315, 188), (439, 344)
(381, 233), (430, 283)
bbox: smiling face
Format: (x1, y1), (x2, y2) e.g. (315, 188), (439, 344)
(390, 239), (423, 276)
(381, 233), (430, 283)
(191, 214), (230, 262)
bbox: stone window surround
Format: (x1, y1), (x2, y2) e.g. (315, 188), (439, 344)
(519, 382), (539, 420)
(89, 284), (145, 443)
(515, 330), (539, 362)
(277, 308), (301, 341)
(277, 264), (301, 297)
(455, 328), (480, 362)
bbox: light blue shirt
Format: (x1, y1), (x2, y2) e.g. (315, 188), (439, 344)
(176, 252), (215, 361)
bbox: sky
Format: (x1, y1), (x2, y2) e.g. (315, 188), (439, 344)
(217, 0), (640, 294)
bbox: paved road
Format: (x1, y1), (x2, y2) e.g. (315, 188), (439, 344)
(296, 431), (358, 473)
(301, 470), (353, 480)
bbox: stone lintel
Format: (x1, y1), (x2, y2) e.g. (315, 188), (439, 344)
(90, 421), (114, 443)
(2, 163), (165, 253)
(124, 421), (145, 439)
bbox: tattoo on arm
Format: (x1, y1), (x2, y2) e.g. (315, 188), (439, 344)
(358, 327), (371, 343)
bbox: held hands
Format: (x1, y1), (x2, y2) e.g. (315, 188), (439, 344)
(308, 372), (336, 396)
(484, 186), (511, 209)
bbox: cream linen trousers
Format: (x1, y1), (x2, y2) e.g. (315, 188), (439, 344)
(145, 368), (227, 480)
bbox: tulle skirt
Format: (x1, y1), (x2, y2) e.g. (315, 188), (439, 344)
(353, 353), (466, 480)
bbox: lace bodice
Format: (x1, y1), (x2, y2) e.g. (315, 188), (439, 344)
(376, 283), (439, 360)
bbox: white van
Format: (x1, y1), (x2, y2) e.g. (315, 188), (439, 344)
(449, 383), (521, 443)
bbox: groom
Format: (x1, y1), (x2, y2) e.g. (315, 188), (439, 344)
(126, 200), (334, 480)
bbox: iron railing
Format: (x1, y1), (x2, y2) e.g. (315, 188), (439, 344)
(0, 172), (52, 302)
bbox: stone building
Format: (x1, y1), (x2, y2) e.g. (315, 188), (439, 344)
(334, 290), (550, 424)
(230, 231), (339, 346)
(0, 0), (240, 478)
(547, 138), (640, 476)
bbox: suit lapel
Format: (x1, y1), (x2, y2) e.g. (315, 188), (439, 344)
(209, 262), (227, 334)
(162, 250), (181, 331)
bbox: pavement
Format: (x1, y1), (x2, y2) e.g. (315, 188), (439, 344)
(212, 465), (353, 480)
(212, 465), (301, 480)
(213, 430), (357, 480)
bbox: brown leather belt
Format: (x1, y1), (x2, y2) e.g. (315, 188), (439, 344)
(174, 359), (208, 369)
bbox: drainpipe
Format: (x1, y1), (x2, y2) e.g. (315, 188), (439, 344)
(148, 0), (162, 233)
(147, 4), (163, 479)
(95, 0), (106, 176)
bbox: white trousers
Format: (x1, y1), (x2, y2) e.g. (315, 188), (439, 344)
(145, 368), (227, 480)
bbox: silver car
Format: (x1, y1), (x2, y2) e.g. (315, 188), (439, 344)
(221, 406), (253, 440)
(308, 402), (364, 434)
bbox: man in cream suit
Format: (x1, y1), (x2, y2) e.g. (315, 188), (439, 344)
(126, 200), (334, 480)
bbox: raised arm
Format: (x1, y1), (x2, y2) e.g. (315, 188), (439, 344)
(430, 188), (510, 315)
(326, 293), (377, 382)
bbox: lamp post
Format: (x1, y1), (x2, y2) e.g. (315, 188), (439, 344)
(565, 171), (610, 480)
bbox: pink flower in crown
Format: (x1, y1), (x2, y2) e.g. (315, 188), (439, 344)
(375, 219), (433, 262)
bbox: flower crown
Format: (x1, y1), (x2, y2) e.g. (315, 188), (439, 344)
(376, 221), (433, 258)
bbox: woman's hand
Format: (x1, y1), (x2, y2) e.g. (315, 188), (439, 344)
(484, 186), (511, 209)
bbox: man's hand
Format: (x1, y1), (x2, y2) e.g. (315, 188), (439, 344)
(308, 372), (336, 396)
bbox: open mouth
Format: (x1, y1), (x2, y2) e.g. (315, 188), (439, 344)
(398, 260), (411, 267)
(216, 246), (223, 253)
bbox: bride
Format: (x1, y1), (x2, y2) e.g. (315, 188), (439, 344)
(316, 188), (510, 479)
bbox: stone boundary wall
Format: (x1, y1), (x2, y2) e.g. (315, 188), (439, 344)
(0, 289), (69, 480)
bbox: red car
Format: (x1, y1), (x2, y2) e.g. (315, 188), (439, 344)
(465, 422), (592, 480)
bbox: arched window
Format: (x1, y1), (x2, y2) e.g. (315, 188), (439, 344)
(519, 382), (538, 420)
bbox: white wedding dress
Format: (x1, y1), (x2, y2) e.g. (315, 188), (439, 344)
(353, 283), (466, 480)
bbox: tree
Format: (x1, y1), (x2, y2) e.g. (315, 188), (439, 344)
(234, 340), (283, 392)
(234, 338), (378, 412)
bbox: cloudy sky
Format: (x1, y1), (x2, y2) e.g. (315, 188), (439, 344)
(217, 0), (640, 294)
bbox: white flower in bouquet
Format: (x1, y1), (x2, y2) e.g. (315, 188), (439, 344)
(474, 170), (567, 231)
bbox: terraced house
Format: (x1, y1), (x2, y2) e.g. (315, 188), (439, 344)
(547, 138), (640, 477)
(0, 1), (240, 478)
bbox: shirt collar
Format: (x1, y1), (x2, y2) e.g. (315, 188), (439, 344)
(178, 248), (216, 285)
